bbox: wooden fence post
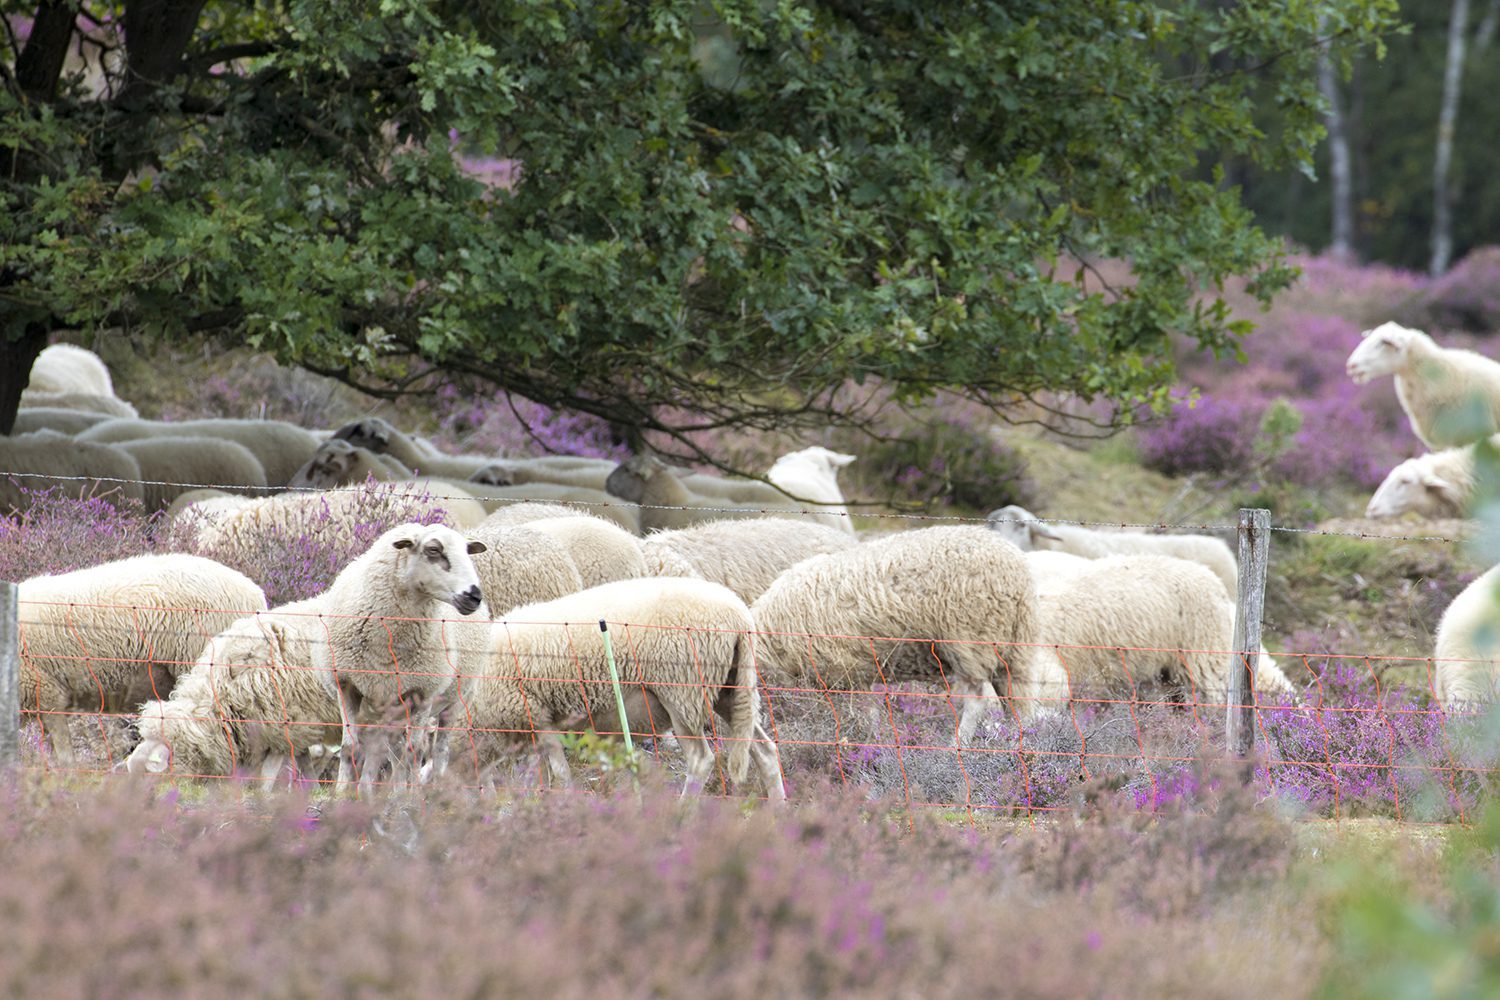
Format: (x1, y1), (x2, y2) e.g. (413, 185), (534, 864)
(0, 581), (18, 770)
(1227, 508), (1271, 757)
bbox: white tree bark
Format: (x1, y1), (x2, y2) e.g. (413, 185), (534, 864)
(1318, 46), (1355, 261)
(1476, 0), (1500, 53)
(1431, 0), (1472, 277)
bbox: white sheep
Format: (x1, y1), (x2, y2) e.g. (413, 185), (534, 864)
(17, 554), (268, 765)
(493, 514), (646, 587)
(464, 519), (587, 614)
(1432, 565), (1500, 709)
(1, 430), (145, 514)
(80, 418), (322, 487)
(115, 436), (269, 515)
(448, 478), (642, 534)
(479, 501), (606, 526)
(1346, 321), (1500, 449)
(331, 417), (492, 479)
(1023, 551), (1293, 711)
(986, 505), (1240, 598)
(446, 577), (784, 799)
(310, 523), (489, 792)
(12, 407), (113, 436)
(26, 343), (116, 397)
(638, 517), (859, 603)
(470, 459), (612, 492)
(288, 438), (413, 489)
(751, 525), (1041, 741)
(1363, 439), (1498, 519)
(17, 391), (138, 419)
(125, 598), (343, 782)
(767, 446), (857, 534)
(604, 454), (813, 533)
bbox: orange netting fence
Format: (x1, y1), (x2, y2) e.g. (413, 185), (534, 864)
(8, 599), (1500, 822)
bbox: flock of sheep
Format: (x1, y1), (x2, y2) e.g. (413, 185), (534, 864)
(8, 328), (1500, 797)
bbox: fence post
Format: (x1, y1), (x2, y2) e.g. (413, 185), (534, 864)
(1227, 508), (1271, 757)
(0, 581), (18, 770)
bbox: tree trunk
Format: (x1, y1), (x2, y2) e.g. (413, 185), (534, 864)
(0, 324), (53, 436)
(1432, 0), (1472, 277)
(1317, 45), (1355, 261)
(1476, 0), (1500, 53)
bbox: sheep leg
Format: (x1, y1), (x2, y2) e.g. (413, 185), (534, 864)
(258, 753), (291, 790)
(539, 730), (572, 788)
(952, 678), (996, 746)
(332, 679), (361, 794)
(749, 722), (787, 803)
(40, 712), (78, 769)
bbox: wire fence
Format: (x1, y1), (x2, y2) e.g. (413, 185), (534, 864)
(5, 598), (1498, 824)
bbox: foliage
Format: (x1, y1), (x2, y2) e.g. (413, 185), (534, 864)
(843, 416), (1038, 512)
(0, 486), (154, 581)
(1, 0), (1401, 447)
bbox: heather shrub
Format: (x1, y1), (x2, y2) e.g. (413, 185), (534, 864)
(1396, 244), (1500, 333)
(156, 355), (357, 427)
(0, 488), (154, 582)
(429, 379), (628, 460)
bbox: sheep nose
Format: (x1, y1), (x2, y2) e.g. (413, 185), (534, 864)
(455, 585), (483, 615)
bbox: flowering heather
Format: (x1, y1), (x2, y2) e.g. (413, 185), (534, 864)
(428, 379), (628, 461)
(1401, 245), (1500, 333)
(0, 488), (154, 582)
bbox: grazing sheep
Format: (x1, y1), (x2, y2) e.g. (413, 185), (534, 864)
(986, 505), (1240, 598)
(310, 523), (489, 791)
(0, 430), (145, 514)
(638, 517), (859, 603)
(470, 459), (612, 492)
(80, 418), (322, 487)
(751, 526), (1041, 741)
(1363, 439), (1498, 519)
(767, 446), (858, 534)
(447, 577), (783, 799)
(17, 554), (268, 765)
(498, 515), (646, 587)
(479, 501), (604, 526)
(17, 391), (138, 419)
(1346, 321), (1500, 449)
(448, 478), (641, 534)
(331, 417), (492, 479)
(161, 490), (253, 543)
(115, 437), (269, 515)
(1432, 565), (1500, 709)
(464, 519), (587, 614)
(288, 438), (413, 490)
(11, 407), (112, 436)
(26, 343), (115, 397)
(605, 454), (812, 533)
(125, 598), (343, 782)
(1023, 551), (1293, 711)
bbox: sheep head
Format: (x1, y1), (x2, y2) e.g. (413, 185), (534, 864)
(332, 417), (396, 453)
(125, 738), (173, 774)
(387, 523), (489, 615)
(604, 453), (667, 501)
(289, 439), (360, 490)
(1365, 457), (1464, 518)
(1346, 321), (1424, 384)
(985, 505), (1062, 549)
(470, 461), (517, 486)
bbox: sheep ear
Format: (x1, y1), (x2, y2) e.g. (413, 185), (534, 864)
(1422, 472), (1461, 504)
(1030, 522), (1064, 543)
(829, 451), (857, 467)
(467, 541), (488, 555)
(392, 538), (415, 550)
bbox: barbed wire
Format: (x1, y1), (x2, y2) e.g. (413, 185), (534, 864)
(0, 470), (1476, 543)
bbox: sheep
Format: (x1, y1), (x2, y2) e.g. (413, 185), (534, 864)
(331, 417), (493, 479)
(767, 446), (857, 534)
(1, 430), (145, 514)
(464, 519), (587, 615)
(605, 454), (815, 533)
(17, 391), (138, 419)
(446, 577), (784, 800)
(17, 554), (268, 765)
(1363, 439), (1498, 519)
(26, 343), (115, 398)
(986, 505), (1240, 598)
(1432, 565), (1500, 710)
(638, 517), (859, 603)
(80, 418), (322, 487)
(288, 438), (413, 490)
(750, 526), (1041, 741)
(1022, 551), (1293, 711)
(12, 407), (113, 436)
(125, 598), (343, 783)
(479, 501), (605, 526)
(161, 490), (254, 543)
(489, 514), (647, 588)
(309, 523), (489, 792)
(115, 437), (269, 515)
(1346, 321), (1500, 449)
(447, 478), (642, 534)
(470, 459), (612, 492)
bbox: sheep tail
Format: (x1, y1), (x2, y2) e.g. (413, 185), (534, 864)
(726, 630), (757, 785)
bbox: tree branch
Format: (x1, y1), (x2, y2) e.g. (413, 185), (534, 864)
(15, 0), (79, 101)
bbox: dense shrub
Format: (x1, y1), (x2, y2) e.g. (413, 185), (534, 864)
(1397, 244), (1500, 333)
(0, 488), (154, 582)
(841, 417), (1038, 512)
(430, 380), (628, 460)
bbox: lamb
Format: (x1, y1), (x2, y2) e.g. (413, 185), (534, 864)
(0, 430), (145, 514)
(125, 598), (343, 782)
(750, 526), (1041, 741)
(638, 517), (859, 603)
(479, 513), (646, 588)
(288, 438), (413, 490)
(26, 343), (116, 398)
(464, 519), (587, 614)
(446, 577), (784, 799)
(80, 418), (322, 487)
(17, 554), (268, 765)
(986, 505), (1240, 598)
(1346, 321), (1500, 449)
(11, 407), (113, 436)
(331, 417), (492, 479)
(1022, 551), (1293, 711)
(1363, 440), (1497, 519)
(605, 453), (815, 533)
(115, 437), (269, 515)
(767, 446), (857, 534)
(1432, 565), (1500, 709)
(309, 523), (489, 791)
(17, 391), (138, 419)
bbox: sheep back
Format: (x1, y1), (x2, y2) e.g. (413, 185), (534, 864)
(640, 517), (859, 603)
(1434, 565), (1500, 709)
(0, 431), (144, 514)
(116, 436), (269, 515)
